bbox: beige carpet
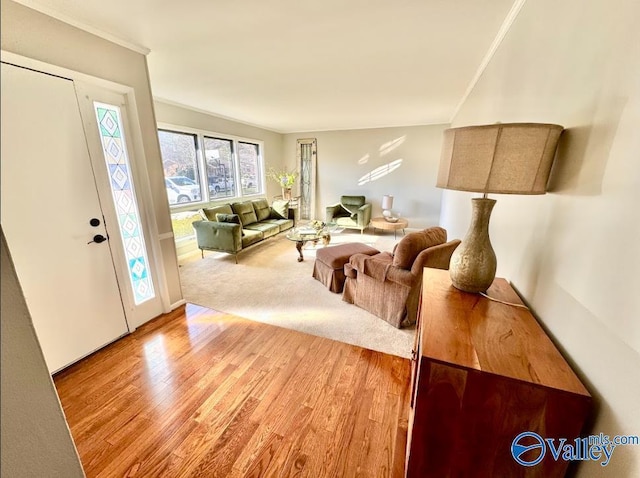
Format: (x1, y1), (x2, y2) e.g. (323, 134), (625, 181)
(178, 230), (415, 358)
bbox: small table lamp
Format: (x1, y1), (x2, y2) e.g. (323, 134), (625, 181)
(437, 122), (563, 293)
(382, 195), (394, 219)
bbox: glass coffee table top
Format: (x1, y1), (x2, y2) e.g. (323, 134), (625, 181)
(286, 224), (344, 262)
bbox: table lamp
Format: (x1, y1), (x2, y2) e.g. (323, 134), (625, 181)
(382, 195), (394, 220)
(436, 122), (564, 293)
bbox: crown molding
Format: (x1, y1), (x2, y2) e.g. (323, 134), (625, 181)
(12, 0), (150, 55)
(449, 0), (527, 123)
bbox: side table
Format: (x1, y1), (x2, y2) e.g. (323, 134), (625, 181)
(371, 216), (408, 238)
(274, 195), (300, 225)
(288, 196), (300, 226)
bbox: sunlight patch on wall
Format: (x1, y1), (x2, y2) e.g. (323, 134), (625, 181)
(358, 154), (370, 165)
(379, 136), (406, 156)
(358, 159), (403, 185)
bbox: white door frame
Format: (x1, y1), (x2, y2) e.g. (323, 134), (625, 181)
(76, 84), (164, 325)
(1, 50), (172, 328)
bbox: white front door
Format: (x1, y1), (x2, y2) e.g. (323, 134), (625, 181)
(1, 62), (130, 373)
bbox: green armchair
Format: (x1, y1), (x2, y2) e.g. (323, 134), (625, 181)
(326, 195), (372, 234)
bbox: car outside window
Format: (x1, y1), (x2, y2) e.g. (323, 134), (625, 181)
(158, 127), (264, 208)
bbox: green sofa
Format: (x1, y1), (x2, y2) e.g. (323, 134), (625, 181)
(193, 198), (294, 262)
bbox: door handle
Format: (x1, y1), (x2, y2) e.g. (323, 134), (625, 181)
(88, 234), (107, 244)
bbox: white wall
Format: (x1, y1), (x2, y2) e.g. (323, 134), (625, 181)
(283, 125), (448, 229)
(442, 0), (640, 476)
(1, 230), (85, 478)
(1, 0), (182, 307)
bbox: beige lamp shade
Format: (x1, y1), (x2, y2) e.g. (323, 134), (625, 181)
(437, 123), (563, 194)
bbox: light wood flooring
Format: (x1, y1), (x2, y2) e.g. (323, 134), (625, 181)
(54, 303), (411, 477)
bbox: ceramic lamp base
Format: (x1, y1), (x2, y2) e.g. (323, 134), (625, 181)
(449, 198), (497, 293)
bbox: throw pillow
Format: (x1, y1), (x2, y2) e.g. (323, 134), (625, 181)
(215, 213), (245, 236)
(231, 201), (258, 226)
(271, 199), (290, 219)
(197, 208), (209, 221)
(201, 206), (230, 221)
(215, 213), (241, 224)
(339, 203), (357, 219)
(252, 198), (271, 222)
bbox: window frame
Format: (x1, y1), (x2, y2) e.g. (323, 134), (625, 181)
(202, 135), (237, 201)
(158, 129), (201, 205)
(157, 122), (266, 215)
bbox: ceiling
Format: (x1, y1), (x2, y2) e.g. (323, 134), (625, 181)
(17, 0), (517, 133)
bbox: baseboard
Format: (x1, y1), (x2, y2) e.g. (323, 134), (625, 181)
(170, 299), (187, 310)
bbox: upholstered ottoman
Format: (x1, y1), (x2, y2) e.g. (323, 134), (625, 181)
(312, 243), (379, 293)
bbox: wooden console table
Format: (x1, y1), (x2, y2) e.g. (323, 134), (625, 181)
(406, 268), (591, 478)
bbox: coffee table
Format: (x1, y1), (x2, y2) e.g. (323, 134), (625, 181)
(286, 225), (344, 262)
(371, 216), (408, 239)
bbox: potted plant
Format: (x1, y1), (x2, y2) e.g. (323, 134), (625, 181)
(267, 167), (298, 200)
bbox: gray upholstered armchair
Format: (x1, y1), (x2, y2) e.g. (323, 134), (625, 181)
(326, 195), (372, 234)
(343, 227), (460, 328)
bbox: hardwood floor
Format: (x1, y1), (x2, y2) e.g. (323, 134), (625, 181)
(54, 303), (411, 477)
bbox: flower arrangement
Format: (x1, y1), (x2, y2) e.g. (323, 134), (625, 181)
(266, 167), (298, 188)
(310, 220), (326, 231)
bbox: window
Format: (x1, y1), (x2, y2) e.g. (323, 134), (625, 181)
(238, 141), (261, 195)
(158, 127), (264, 208)
(158, 130), (202, 205)
(204, 137), (235, 199)
(170, 210), (205, 241)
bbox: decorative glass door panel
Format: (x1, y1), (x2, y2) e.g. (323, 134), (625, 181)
(94, 102), (155, 305)
(297, 138), (317, 220)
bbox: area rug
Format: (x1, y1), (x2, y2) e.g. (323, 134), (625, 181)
(178, 230), (415, 358)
